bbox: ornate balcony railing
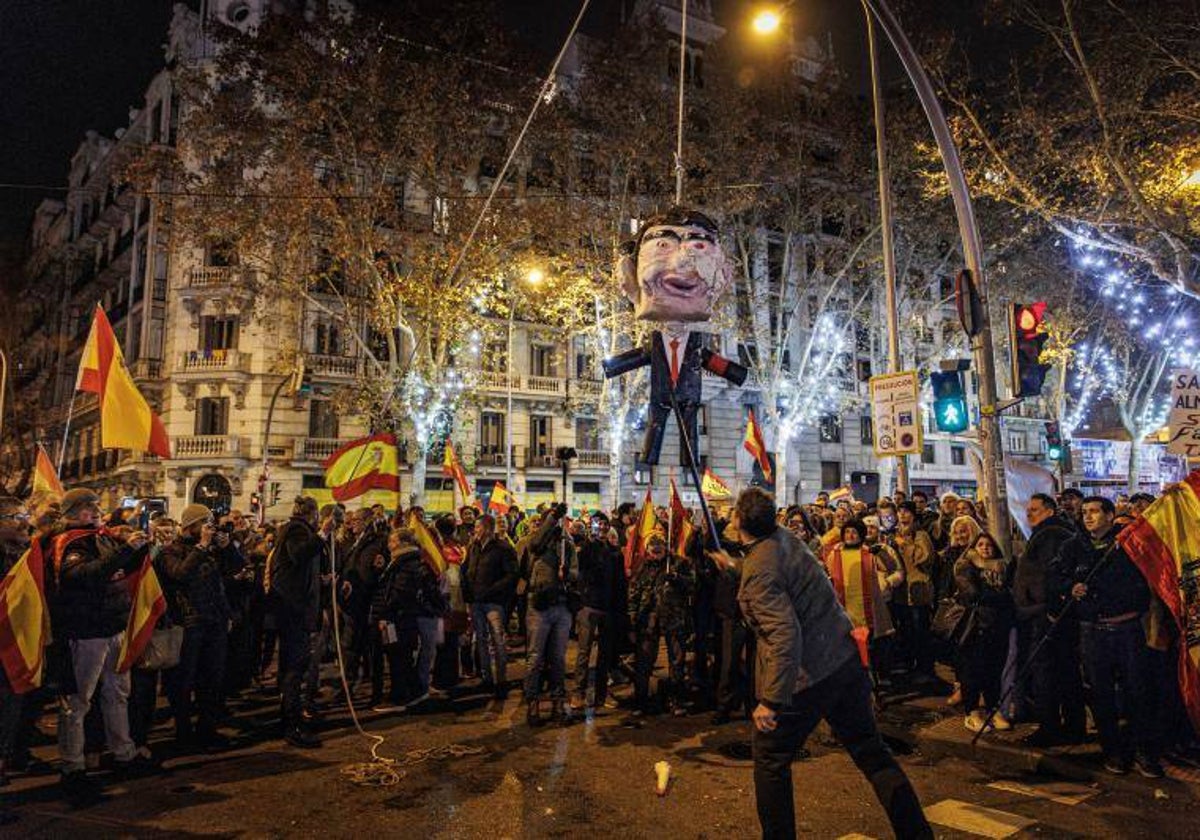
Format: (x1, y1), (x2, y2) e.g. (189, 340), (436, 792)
(174, 435), (246, 459)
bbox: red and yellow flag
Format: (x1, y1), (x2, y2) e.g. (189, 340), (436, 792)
(700, 467), (731, 499)
(623, 489), (658, 578)
(32, 444), (65, 501)
(487, 482), (518, 515)
(324, 433), (401, 503)
(406, 509), (447, 576)
(442, 441), (476, 509)
(1118, 470), (1200, 732)
(116, 557), (166, 673)
(742, 408), (772, 482)
(0, 541), (50, 693)
(668, 478), (695, 555)
(77, 305), (170, 458)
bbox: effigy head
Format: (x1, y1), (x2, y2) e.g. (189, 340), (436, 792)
(618, 207), (730, 323)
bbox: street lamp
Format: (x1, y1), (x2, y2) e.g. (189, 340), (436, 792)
(751, 9), (783, 35)
(505, 266), (545, 489)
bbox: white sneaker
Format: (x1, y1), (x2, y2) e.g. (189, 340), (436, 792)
(371, 702), (405, 714)
(406, 692), (430, 708)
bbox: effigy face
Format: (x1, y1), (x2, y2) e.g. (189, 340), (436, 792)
(619, 210), (729, 323)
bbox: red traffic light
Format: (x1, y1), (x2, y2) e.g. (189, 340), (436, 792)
(1014, 302), (1047, 339)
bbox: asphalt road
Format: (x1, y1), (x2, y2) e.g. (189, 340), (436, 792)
(4, 660), (1196, 838)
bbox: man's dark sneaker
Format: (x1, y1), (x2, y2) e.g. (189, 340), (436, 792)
(60, 771), (103, 807)
(1103, 756), (1130, 775)
(114, 753), (160, 779)
(711, 710), (732, 726)
(285, 728), (321, 749)
(1135, 756), (1166, 779)
(1021, 728), (1064, 749)
(526, 701), (544, 727)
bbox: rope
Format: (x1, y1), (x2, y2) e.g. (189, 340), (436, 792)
(674, 0), (689, 205)
(326, 529), (484, 786)
(443, 0), (592, 287)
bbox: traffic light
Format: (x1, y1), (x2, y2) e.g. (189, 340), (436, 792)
(931, 371), (969, 433)
(1045, 420), (1065, 461)
(289, 361), (313, 397)
(1011, 302), (1051, 397)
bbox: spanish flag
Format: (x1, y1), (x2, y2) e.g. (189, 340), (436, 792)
(742, 408), (772, 482)
(442, 441), (476, 509)
(324, 433), (401, 503)
(406, 509), (447, 576)
(77, 305), (170, 458)
(701, 467), (731, 499)
(32, 444), (65, 501)
(116, 557), (167, 673)
(1118, 470), (1200, 731)
(668, 479), (695, 555)
(0, 541), (50, 693)
(623, 489), (658, 577)
(487, 481), (518, 515)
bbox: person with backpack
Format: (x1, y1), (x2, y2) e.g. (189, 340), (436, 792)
(520, 504), (577, 725)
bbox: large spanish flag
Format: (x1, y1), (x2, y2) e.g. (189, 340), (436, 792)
(0, 541), (50, 693)
(406, 509), (448, 576)
(742, 408), (772, 482)
(324, 433), (401, 503)
(32, 444), (65, 501)
(701, 467), (731, 499)
(442, 441), (476, 509)
(623, 489), (658, 578)
(1118, 470), (1200, 731)
(116, 556), (167, 673)
(77, 305), (170, 458)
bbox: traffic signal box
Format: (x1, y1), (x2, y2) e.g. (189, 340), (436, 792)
(1011, 302), (1051, 398)
(1044, 420), (1065, 462)
(931, 371), (970, 433)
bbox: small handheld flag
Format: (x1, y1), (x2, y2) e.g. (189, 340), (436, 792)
(742, 408), (772, 482)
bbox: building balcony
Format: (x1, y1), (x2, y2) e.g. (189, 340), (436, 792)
(525, 375), (563, 395)
(293, 437), (342, 463)
(576, 449), (610, 468)
(129, 358), (163, 381)
(474, 447), (510, 468)
(305, 353), (359, 379)
(173, 435), (248, 460)
(187, 265), (245, 287)
(480, 370), (521, 391)
(177, 349), (250, 377)
(568, 378), (603, 400)
(525, 448), (558, 469)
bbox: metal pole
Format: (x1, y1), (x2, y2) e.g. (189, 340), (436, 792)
(861, 0), (1011, 553)
(259, 373), (291, 524)
(864, 5), (908, 498)
(505, 285), (515, 490)
(0, 350), (7, 449)
(674, 0), (689, 205)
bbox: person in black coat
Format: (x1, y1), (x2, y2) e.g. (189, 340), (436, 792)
(382, 530), (445, 708)
(955, 533), (1016, 734)
(266, 496), (330, 748)
(462, 514), (519, 697)
(571, 515), (626, 711)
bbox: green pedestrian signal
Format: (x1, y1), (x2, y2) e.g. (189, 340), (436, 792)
(931, 371), (969, 434)
(1045, 421), (1066, 462)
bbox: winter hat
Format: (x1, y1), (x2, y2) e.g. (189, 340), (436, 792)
(61, 488), (100, 519)
(179, 503), (213, 532)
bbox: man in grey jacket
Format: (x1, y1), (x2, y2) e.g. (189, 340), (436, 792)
(711, 488), (931, 840)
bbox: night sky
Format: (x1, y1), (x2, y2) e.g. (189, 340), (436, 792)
(0, 0), (871, 250)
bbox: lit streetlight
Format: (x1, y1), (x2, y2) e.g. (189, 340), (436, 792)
(751, 9), (783, 35)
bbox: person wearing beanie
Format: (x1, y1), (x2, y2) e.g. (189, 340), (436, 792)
(159, 504), (240, 752)
(822, 519), (894, 641)
(49, 488), (155, 803)
(628, 530), (694, 717)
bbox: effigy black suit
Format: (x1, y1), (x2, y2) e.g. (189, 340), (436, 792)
(603, 330), (747, 466)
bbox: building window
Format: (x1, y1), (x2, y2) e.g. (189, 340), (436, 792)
(575, 417), (600, 451)
(1009, 431), (1028, 452)
(860, 415), (874, 446)
(479, 412), (505, 455)
(200, 316), (238, 351)
(312, 320), (341, 355)
(922, 443), (936, 464)
(529, 344), (557, 378)
(205, 240), (237, 267)
(819, 414), (842, 443)
(951, 445), (966, 466)
(308, 400), (339, 439)
(820, 460), (842, 490)
(634, 462), (654, 485)
(573, 339), (595, 379)
(529, 415), (552, 457)
(195, 397), (229, 436)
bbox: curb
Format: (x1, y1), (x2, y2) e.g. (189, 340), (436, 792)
(912, 716), (1198, 802)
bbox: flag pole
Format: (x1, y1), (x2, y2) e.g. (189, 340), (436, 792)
(666, 390), (720, 550)
(667, 469), (675, 575)
(56, 391), (77, 478)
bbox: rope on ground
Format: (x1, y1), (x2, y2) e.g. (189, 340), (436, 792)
(328, 534), (487, 787)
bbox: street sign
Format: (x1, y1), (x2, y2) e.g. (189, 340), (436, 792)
(1167, 369), (1200, 458)
(869, 370), (923, 457)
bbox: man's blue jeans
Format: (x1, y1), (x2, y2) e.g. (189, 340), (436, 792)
(472, 602), (507, 687)
(524, 604), (571, 701)
(1081, 618), (1158, 761)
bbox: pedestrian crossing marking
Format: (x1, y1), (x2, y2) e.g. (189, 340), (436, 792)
(987, 779), (1097, 806)
(925, 798), (1036, 838)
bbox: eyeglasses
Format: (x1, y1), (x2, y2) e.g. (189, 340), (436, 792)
(0, 513), (29, 522)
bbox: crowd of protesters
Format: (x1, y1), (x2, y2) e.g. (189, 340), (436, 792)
(0, 481), (1195, 814)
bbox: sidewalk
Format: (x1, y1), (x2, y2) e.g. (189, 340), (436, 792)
(893, 691), (1200, 800)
